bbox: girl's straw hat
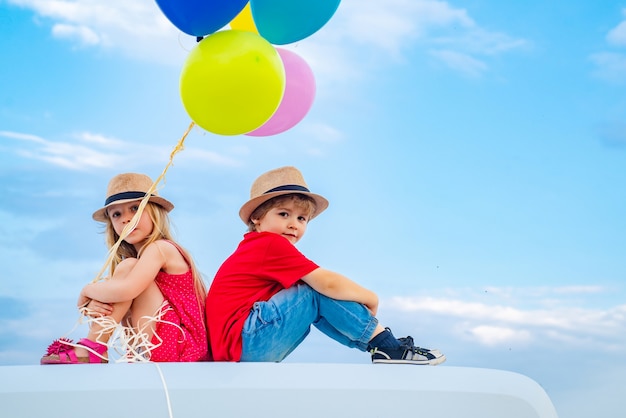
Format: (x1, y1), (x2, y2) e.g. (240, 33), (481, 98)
(239, 166), (329, 224)
(92, 173), (174, 222)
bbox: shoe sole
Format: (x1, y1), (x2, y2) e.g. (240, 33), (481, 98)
(372, 355), (446, 366)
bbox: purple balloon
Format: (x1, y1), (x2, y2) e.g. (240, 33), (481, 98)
(155, 0), (248, 36)
(247, 48), (315, 136)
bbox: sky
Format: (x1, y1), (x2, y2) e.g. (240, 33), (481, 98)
(0, 0), (625, 417)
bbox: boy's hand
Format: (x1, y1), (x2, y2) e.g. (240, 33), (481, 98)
(366, 300), (379, 317)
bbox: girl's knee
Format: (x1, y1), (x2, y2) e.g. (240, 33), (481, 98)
(113, 257), (138, 278)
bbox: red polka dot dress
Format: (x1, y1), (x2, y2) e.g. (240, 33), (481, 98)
(148, 247), (208, 362)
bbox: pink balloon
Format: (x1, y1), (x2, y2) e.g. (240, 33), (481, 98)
(247, 48), (315, 136)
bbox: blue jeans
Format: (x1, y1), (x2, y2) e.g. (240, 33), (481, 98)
(240, 282), (379, 362)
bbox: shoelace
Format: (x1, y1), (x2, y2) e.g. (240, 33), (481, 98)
(398, 335), (415, 349)
(398, 335), (433, 358)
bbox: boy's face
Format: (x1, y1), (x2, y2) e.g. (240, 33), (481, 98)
(253, 199), (310, 245)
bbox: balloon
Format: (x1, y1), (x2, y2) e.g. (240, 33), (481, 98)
(230, 2), (258, 34)
(247, 48), (315, 137)
(155, 0), (248, 37)
(250, 0), (341, 45)
(180, 30), (285, 136)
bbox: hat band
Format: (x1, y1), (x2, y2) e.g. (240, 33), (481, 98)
(264, 185), (310, 194)
(105, 191), (147, 206)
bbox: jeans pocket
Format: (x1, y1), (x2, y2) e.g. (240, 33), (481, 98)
(244, 301), (281, 335)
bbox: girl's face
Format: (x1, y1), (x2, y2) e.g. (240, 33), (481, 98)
(107, 200), (154, 250)
(253, 199), (310, 245)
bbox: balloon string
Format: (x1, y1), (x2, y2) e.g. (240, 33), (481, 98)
(91, 121), (196, 284)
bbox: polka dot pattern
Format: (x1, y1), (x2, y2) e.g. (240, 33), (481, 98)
(148, 267), (208, 362)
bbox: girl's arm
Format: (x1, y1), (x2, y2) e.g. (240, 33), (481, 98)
(83, 299), (114, 317)
(301, 268), (379, 315)
(78, 240), (182, 305)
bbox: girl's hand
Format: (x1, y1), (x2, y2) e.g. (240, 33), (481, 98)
(77, 293), (90, 309)
(77, 285), (96, 309)
(83, 299), (114, 317)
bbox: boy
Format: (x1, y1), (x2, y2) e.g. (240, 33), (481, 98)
(206, 166), (445, 365)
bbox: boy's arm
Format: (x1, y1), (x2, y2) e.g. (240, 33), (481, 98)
(301, 268), (379, 315)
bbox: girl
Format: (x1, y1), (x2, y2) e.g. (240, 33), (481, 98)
(41, 173), (208, 364)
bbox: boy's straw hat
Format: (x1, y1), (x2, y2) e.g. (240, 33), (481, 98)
(92, 173), (174, 222)
(239, 166), (329, 224)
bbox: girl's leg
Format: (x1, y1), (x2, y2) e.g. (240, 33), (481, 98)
(85, 261), (164, 361)
(240, 283), (379, 362)
(73, 258), (137, 358)
(126, 279), (165, 343)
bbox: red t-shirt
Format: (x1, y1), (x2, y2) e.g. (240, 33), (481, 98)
(206, 231), (319, 361)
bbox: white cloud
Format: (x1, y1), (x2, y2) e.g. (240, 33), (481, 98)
(0, 210), (59, 246)
(590, 52), (626, 83)
(606, 9), (626, 46)
(432, 28), (529, 57)
(7, 0), (190, 65)
(484, 285), (608, 298)
(175, 147), (243, 168)
(590, 10), (626, 83)
(307, 0), (527, 78)
(301, 122), (344, 143)
(429, 49), (488, 78)
(387, 288), (626, 349)
(337, 0), (476, 54)
(2, 130), (128, 170)
(7, 0), (526, 77)
(52, 23), (101, 47)
(0, 130), (243, 171)
(468, 325), (531, 346)
(76, 132), (125, 147)
(0, 210), (102, 299)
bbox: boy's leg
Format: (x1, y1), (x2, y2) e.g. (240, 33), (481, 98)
(312, 294), (379, 351)
(240, 283), (378, 362)
(315, 298), (447, 365)
(241, 282), (317, 362)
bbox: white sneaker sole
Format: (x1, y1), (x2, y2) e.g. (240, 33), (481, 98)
(372, 354), (447, 366)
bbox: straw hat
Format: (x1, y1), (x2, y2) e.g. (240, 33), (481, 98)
(92, 173), (174, 222)
(239, 166), (329, 224)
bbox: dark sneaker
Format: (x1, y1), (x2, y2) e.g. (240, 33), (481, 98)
(370, 335), (446, 365)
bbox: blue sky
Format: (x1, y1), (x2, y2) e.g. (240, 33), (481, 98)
(1, 1), (625, 417)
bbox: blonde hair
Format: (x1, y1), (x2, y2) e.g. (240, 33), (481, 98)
(103, 202), (207, 307)
(247, 194), (317, 232)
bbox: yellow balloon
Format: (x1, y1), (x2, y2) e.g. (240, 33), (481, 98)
(180, 30), (285, 136)
(230, 2), (258, 33)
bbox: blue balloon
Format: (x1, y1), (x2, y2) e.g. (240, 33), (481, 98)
(251, 0), (341, 45)
(155, 0), (248, 37)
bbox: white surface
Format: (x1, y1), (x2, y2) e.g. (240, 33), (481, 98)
(0, 363), (559, 418)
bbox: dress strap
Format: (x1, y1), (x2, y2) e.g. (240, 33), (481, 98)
(161, 239), (192, 269)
